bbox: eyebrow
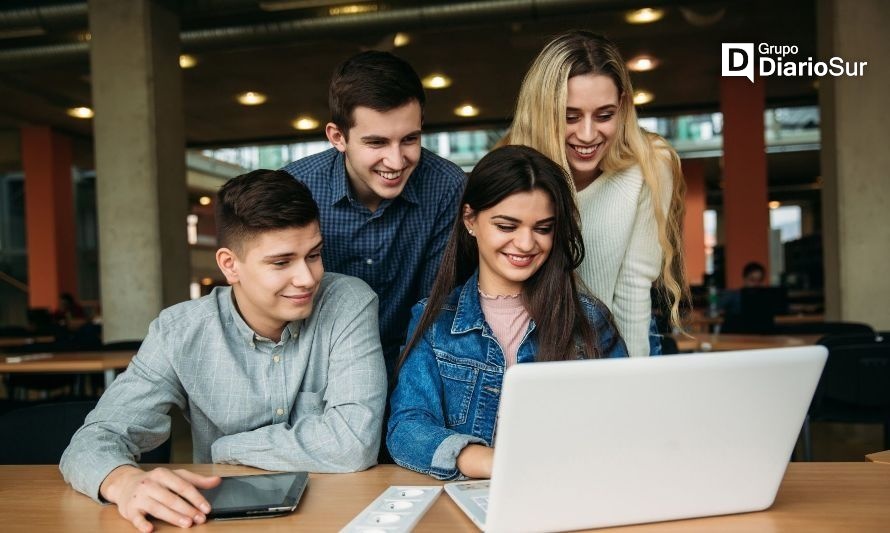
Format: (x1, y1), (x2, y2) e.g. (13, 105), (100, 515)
(566, 104), (617, 113)
(360, 130), (422, 143)
(262, 238), (323, 260)
(491, 215), (556, 225)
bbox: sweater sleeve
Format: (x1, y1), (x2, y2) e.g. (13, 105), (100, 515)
(611, 155), (673, 356)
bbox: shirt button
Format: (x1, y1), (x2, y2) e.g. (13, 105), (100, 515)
(365, 258), (373, 265)
(273, 355), (281, 363)
(276, 408), (284, 416)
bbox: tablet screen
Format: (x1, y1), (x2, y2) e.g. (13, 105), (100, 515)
(201, 472), (309, 518)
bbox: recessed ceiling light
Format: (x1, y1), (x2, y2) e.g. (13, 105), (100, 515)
(627, 55), (659, 72)
(769, 201), (781, 209)
(454, 104), (479, 118)
(625, 8), (665, 24)
(422, 74), (452, 89)
(179, 54), (197, 69)
(199, 196), (212, 206)
(329, 4), (377, 16)
(66, 107), (94, 119)
(292, 116), (320, 130)
(633, 90), (654, 105)
(236, 91), (267, 105)
(393, 32), (410, 47)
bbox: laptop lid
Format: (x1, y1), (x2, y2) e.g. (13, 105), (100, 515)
(485, 346), (827, 533)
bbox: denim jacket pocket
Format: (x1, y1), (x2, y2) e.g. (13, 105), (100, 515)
(435, 357), (478, 428)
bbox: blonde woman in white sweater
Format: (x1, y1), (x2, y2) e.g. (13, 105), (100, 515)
(502, 30), (687, 356)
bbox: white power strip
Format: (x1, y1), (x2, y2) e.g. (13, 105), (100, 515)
(339, 485), (443, 532)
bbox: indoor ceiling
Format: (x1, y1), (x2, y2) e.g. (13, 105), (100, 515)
(0, 0), (819, 148)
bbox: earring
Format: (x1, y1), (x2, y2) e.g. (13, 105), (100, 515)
(467, 228), (475, 236)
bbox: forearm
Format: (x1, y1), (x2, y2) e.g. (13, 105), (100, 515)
(456, 444), (494, 479)
(211, 401), (383, 472)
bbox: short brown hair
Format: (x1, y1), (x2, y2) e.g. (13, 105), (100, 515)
(215, 169), (319, 253)
(329, 51), (425, 136)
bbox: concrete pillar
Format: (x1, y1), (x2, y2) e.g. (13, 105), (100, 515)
(818, 0), (890, 328)
(89, 0), (189, 341)
(719, 77), (770, 289)
(21, 126), (77, 310)
(681, 159), (706, 286)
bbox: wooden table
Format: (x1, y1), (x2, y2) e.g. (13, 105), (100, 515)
(672, 333), (822, 353)
(0, 350), (134, 388)
(0, 336), (54, 348)
(866, 450), (890, 464)
(0, 463), (887, 532)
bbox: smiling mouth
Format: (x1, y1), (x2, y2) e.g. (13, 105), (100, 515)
(504, 253), (536, 267)
(569, 142), (603, 157)
(375, 169), (404, 181)
(283, 293), (313, 304)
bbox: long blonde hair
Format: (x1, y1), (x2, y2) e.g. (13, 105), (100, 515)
(502, 30), (688, 329)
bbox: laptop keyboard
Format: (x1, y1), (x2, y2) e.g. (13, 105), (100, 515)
(472, 495), (490, 511)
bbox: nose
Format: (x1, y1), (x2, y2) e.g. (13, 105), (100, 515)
(513, 228), (535, 252)
(575, 116), (596, 143)
(382, 143), (404, 169)
(291, 260), (317, 289)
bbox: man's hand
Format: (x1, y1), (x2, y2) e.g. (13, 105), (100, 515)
(100, 465), (221, 532)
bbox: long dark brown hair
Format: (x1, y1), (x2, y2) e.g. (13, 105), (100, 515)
(399, 145), (609, 370)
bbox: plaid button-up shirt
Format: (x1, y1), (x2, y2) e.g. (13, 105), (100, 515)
(282, 148), (466, 373)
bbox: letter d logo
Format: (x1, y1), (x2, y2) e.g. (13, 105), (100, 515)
(722, 43), (754, 83)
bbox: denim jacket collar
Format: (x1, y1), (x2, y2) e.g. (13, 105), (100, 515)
(451, 271), (487, 335)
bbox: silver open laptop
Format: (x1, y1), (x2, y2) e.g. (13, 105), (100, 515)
(445, 346), (827, 532)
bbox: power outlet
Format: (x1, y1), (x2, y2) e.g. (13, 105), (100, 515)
(339, 485), (443, 532)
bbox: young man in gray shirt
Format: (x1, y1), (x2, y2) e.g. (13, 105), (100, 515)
(60, 169), (386, 532)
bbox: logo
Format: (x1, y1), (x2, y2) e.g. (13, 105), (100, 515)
(721, 43), (867, 83)
(722, 43), (754, 82)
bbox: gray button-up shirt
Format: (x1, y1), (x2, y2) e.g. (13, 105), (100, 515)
(60, 273), (386, 501)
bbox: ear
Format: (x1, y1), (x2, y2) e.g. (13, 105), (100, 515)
(462, 204), (477, 233)
(325, 122), (348, 152)
(216, 248), (240, 285)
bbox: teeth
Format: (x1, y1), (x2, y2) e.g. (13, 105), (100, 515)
(377, 170), (401, 180)
(572, 144), (598, 155)
(508, 254), (532, 263)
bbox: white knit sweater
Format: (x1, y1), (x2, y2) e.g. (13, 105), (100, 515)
(576, 157), (672, 357)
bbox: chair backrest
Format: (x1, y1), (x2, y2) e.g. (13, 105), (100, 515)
(780, 321), (875, 336)
(0, 401), (171, 464)
(815, 337), (890, 410)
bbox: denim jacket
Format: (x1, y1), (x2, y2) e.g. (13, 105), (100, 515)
(387, 271), (627, 480)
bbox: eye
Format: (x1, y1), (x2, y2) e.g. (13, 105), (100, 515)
(534, 225), (554, 234)
(495, 224), (516, 232)
(307, 252), (322, 262)
(271, 260), (290, 267)
(402, 135), (419, 144)
(565, 113), (581, 124)
(365, 139), (386, 147)
(596, 112), (614, 122)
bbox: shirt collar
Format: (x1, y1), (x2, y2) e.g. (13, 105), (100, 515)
(330, 149), (422, 208)
(222, 286), (301, 346)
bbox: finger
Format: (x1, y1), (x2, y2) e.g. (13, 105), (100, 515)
(141, 495), (196, 529)
(171, 470), (221, 514)
(130, 512), (154, 533)
(175, 469), (222, 488)
(146, 476), (207, 523)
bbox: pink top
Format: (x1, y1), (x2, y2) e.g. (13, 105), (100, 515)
(479, 291), (531, 368)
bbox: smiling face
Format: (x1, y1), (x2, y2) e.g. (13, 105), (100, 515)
(464, 189), (556, 296)
(325, 100), (422, 212)
(216, 223), (324, 341)
(564, 73), (620, 189)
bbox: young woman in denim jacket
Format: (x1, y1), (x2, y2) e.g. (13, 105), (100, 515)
(387, 145), (627, 480)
